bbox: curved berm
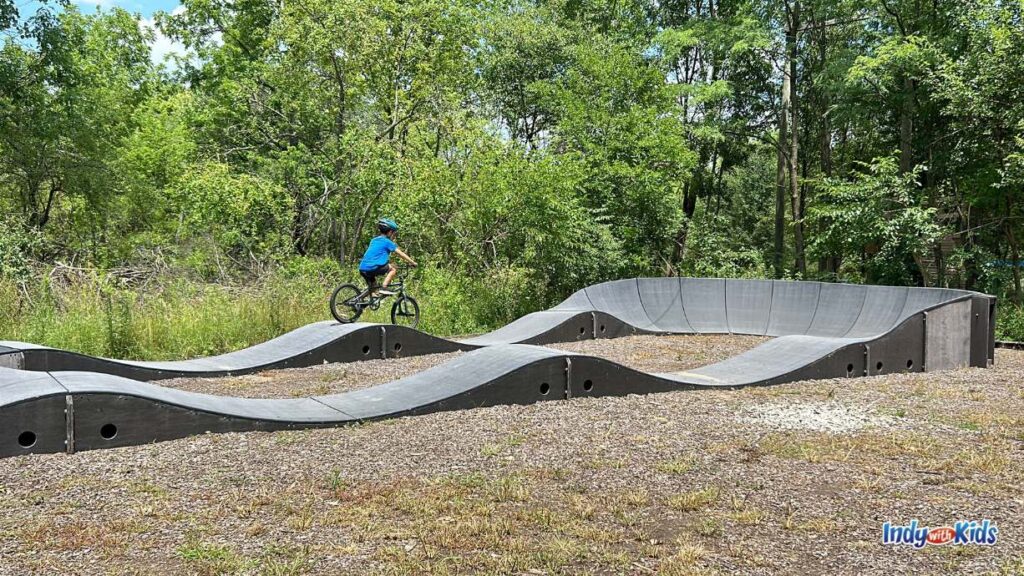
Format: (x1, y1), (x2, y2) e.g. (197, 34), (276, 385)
(0, 278), (996, 458)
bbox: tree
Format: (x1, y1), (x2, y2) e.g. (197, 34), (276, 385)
(935, 0), (1024, 301)
(807, 156), (940, 284)
(0, 7), (153, 261)
(652, 0), (772, 273)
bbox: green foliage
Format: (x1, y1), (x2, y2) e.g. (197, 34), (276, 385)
(0, 270), (330, 360)
(0, 218), (40, 280)
(808, 157), (941, 284)
(0, 6), (154, 249)
(678, 211), (770, 279)
(933, 1), (1024, 301)
(174, 162), (294, 263)
(550, 37), (695, 271)
(412, 265), (545, 335)
(112, 91), (197, 239)
(392, 133), (622, 296)
(847, 35), (943, 93)
(996, 305), (1024, 342)
(1, 0), (1023, 357)
(479, 5), (571, 144)
(0, 263), (568, 359)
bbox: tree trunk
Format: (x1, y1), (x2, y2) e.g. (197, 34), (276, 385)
(933, 243), (945, 287)
(900, 77), (914, 174)
(774, 61), (790, 279)
(817, 107), (838, 277)
(816, 24), (838, 277)
(788, 2), (805, 276)
(1008, 197), (1022, 304)
(338, 217), (347, 265)
(673, 178), (700, 268)
(818, 21), (832, 179)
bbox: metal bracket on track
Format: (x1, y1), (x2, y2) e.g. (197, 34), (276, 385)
(65, 395), (75, 455)
(564, 358), (572, 400)
(922, 311), (928, 371)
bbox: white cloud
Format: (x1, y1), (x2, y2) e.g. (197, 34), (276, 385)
(139, 7), (190, 67)
(138, 6), (222, 68)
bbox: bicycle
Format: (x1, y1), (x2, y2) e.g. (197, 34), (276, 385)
(329, 268), (420, 329)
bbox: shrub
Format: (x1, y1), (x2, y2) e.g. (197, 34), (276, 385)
(995, 304), (1024, 342)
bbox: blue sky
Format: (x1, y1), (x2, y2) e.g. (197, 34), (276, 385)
(23, 0), (181, 18)
(99, 0), (180, 15)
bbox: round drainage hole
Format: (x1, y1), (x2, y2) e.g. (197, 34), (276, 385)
(906, 359), (914, 370)
(579, 327), (586, 335)
(540, 382), (550, 395)
(393, 342), (402, 352)
(362, 345), (370, 355)
(846, 363), (854, 375)
(876, 361), (884, 372)
(100, 423), (118, 440)
(17, 431), (36, 448)
(599, 325), (606, 333)
(583, 379), (594, 392)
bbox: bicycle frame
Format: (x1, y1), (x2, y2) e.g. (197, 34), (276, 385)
(351, 272), (409, 309)
(330, 266), (419, 327)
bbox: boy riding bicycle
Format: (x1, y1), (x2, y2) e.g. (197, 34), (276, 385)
(359, 218), (417, 295)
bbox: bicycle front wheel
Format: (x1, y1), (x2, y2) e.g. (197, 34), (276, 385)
(391, 295), (420, 329)
(331, 283), (364, 323)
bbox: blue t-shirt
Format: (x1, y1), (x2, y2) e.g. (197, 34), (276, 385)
(359, 235), (397, 271)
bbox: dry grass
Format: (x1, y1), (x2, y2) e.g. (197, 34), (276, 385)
(667, 488), (720, 512)
(0, 346), (1021, 575)
(656, 456), (697, 475)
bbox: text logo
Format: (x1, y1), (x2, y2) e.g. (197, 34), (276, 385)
(882, 520), (998, 549)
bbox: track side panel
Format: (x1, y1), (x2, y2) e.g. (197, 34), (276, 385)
(864, 315), (926, 376)
(926, 300), (972, 372)
(584, 279), (656, 331)
(725, 279), (773, 336)
(0, 395), (68, 458)
(969, 296), (993, 368)
(765, 281), (820, 336)
(593, 311), (642, 339)
(638, 277), (691, 333)
(680, 278), (728, 333)
(568, 356), (697, 398)
(807, 284), (867, 337)
(70, 394), (339, 453)
(383, 326), (476, 359)
(459, 311), (595, 346)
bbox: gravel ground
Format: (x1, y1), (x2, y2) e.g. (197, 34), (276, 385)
(0, 342), (1022, 575)
(158, 335), (767, 398)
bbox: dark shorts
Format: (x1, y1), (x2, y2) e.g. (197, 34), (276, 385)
(360, 264), (391, 285)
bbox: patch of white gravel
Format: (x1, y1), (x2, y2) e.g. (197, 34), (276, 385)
(741, 400), (894, 433)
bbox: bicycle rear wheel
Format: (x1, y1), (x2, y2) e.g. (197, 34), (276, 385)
(391, 295), (420, 329)
(331, 283), (365, 323)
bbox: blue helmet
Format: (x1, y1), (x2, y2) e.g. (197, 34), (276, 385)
(377, 218), (398, 233)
